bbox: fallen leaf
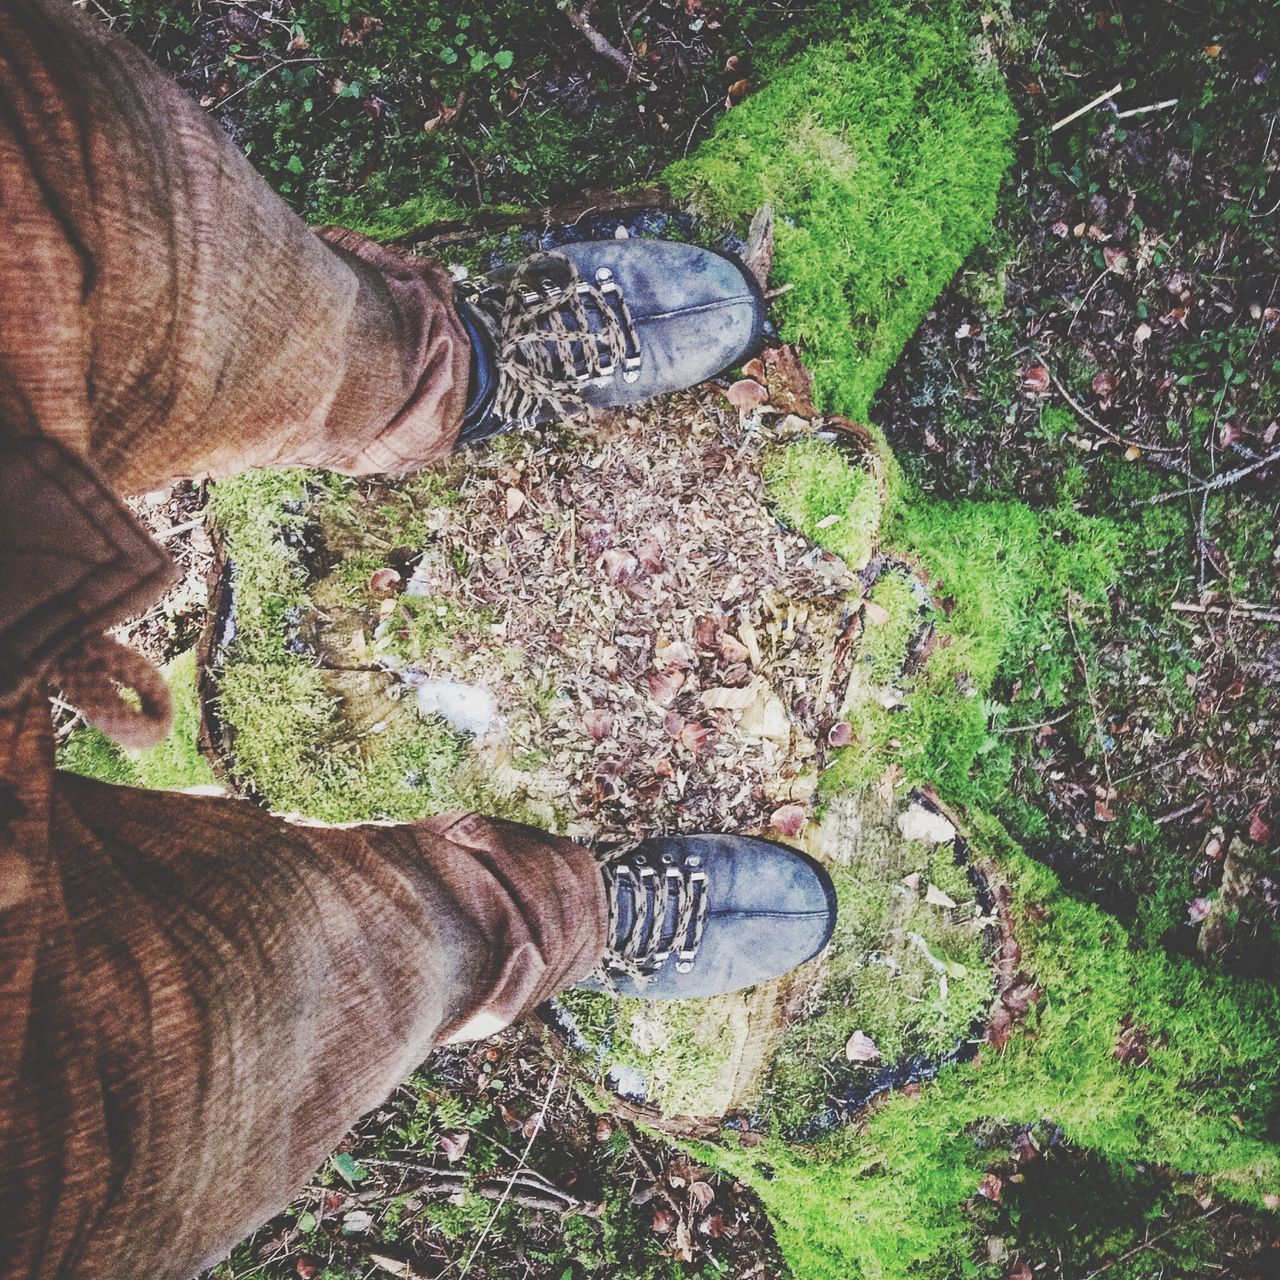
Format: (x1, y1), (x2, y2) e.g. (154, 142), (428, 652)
(1002, 978), (1043, 1017)
(726, 77), (750, 103)
(845, 1030), (881, 1061)
(902, 871), (922, 891)
(770, 803), (808, 836)
(1123, 444), (1142, 461)
(296, 1259), (320, 1280)
(701, 1211), (727, 1238)
(370, 1256), (417, 1279)
(1263, 1192), (1280, 1210)
(742, 356), (766, 382)
(647, 670), (686, 706)
(679, 721), (710, 753)
(977, 1173), (1003, 1203)
(601, 547), (638, 584)
(505, 487), (526, 519)
(827, 721), (854, 747)
(651, 1207), (676, 1234)
(1103, 246), (1128, 272)
(1204, 42), (1222, 57)
(583, 708), (613, 741)
(862, 599), (891, 625)
(439, 1131), (469, 1163)
(638, 539), (666, 573)
(342, 1209), (374, 1235)
(719, 633), (750, 663)
(368, 567), (402, 596)
(724, 378), (769, 413)
(655, 637), (695, 668)
(701, 681), (761, 711)
(1021, 364), (1051, 393)
(925, 883), (958, 908)
(1249, 807), (1272, 845)
(673, 1218), (695, 1262)
(1134, 321), (1152, 346)
(1092, 369), (1118, 398)
(689, 1181), (716, 1211)
(1188, 896), (1214, 923)
(1005, 1262), (1033, 1280)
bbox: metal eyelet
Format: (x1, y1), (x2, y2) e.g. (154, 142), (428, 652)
(686, 854), (702, 868)
(661, 852), (675, 865)
(595, 267), (614, 283)
(676, 960), (694, 973)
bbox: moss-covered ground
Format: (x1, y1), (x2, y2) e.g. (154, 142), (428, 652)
(74, 0), (1280, 1276)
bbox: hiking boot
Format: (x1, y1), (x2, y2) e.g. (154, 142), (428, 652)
(586, 833), (837, 999)
(454, 239), (766, 444)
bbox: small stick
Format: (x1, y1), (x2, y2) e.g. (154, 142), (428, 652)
(1172, 600), (1280, 624)
(1147, 443), (1280, 504)
(1051, 83), (1122, 132)
(1115, 98), (1178, 119)
(993, 710), (1073, 735)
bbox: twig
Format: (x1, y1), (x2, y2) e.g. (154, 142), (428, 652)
(457, 1062), (561, 1277)
(1051, 83), (1122, 132)
(1079, 1206), (1222, 1280)
(1172, 600), (1280, 624)
(1033, 350), (1189, 461)
(558, 0), (648, 83)
(1146, 444), (1280, 505)
(360, 1158), (584, 1213)
(1155, 799), (1202, 825)
(216, 56), (321, 107)
(1114, 98), (1178, 119)
(1065, 599), (1112, 792)
(993, 710), (1073, 735)
(156, 514), (205, 540)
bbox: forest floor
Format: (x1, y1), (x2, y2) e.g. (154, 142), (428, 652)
(68, 1), (1280, 1278)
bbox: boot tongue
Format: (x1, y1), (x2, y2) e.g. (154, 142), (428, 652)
(454, 295), (500, 440)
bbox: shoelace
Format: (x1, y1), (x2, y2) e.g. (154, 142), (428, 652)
(461, 252), (642, 426)
(598, 851), (710, 989)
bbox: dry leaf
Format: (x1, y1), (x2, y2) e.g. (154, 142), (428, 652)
(1020, 364), (1050, 393)
(439, 1130), (470, 1163)
(724, 378), (769, 413)
(1123, 444), (1142, 461)
(651, 1207), (676, 1234)
(1103, 246), (1128, 272)
(719, 632), (750, 663)
(689, 1181), (716, 1211)
(901, 871), (922, 891)
(1134, 321), (1152, 346)
(647, 670), (686, 706)
(701, 681), (761, 711)
(978, 1173), (1003, 1203)
(1092, 369), (1118, 398)
(770, 803), (808, 836)
(368, 567), (402, 596)
(726, 77), (750, 102)
(638, 538), (665, 573)
(679, 721), (710, 753)
(1249, 807), (1272, 845)
(370, 1256), (416, 1279)
(845, 1030), (881, 1061)
(827, 721), (854, 747)
(583, 708), (613, 741)
(862, 599), (891, 625)
(742, 356), (766, 382)
(601, 548), (638, 583)
(505, 487), (526, 519)
(924, 883), (957, 908)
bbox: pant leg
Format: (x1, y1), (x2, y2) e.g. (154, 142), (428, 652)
(1, 766), (603, 1280)
(0, 0), (470, 488)
(0, 5), (607, 1278)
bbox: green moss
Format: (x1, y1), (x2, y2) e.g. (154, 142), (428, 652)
(763, 437), (882, 570)
(207, 469), (466, 820)
(665, 2), (1015, 423)
(761, 800), (994, 1136)
(861, 570), (925, 686)
(58, 647), (218, 792)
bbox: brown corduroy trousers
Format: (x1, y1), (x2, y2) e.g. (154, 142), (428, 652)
(0, 3), (607, 1278)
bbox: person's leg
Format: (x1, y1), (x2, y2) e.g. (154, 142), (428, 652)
(0, 0), (469, 489)
(1, 759), (603, 1280)
(0, 6), (606, 1276)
